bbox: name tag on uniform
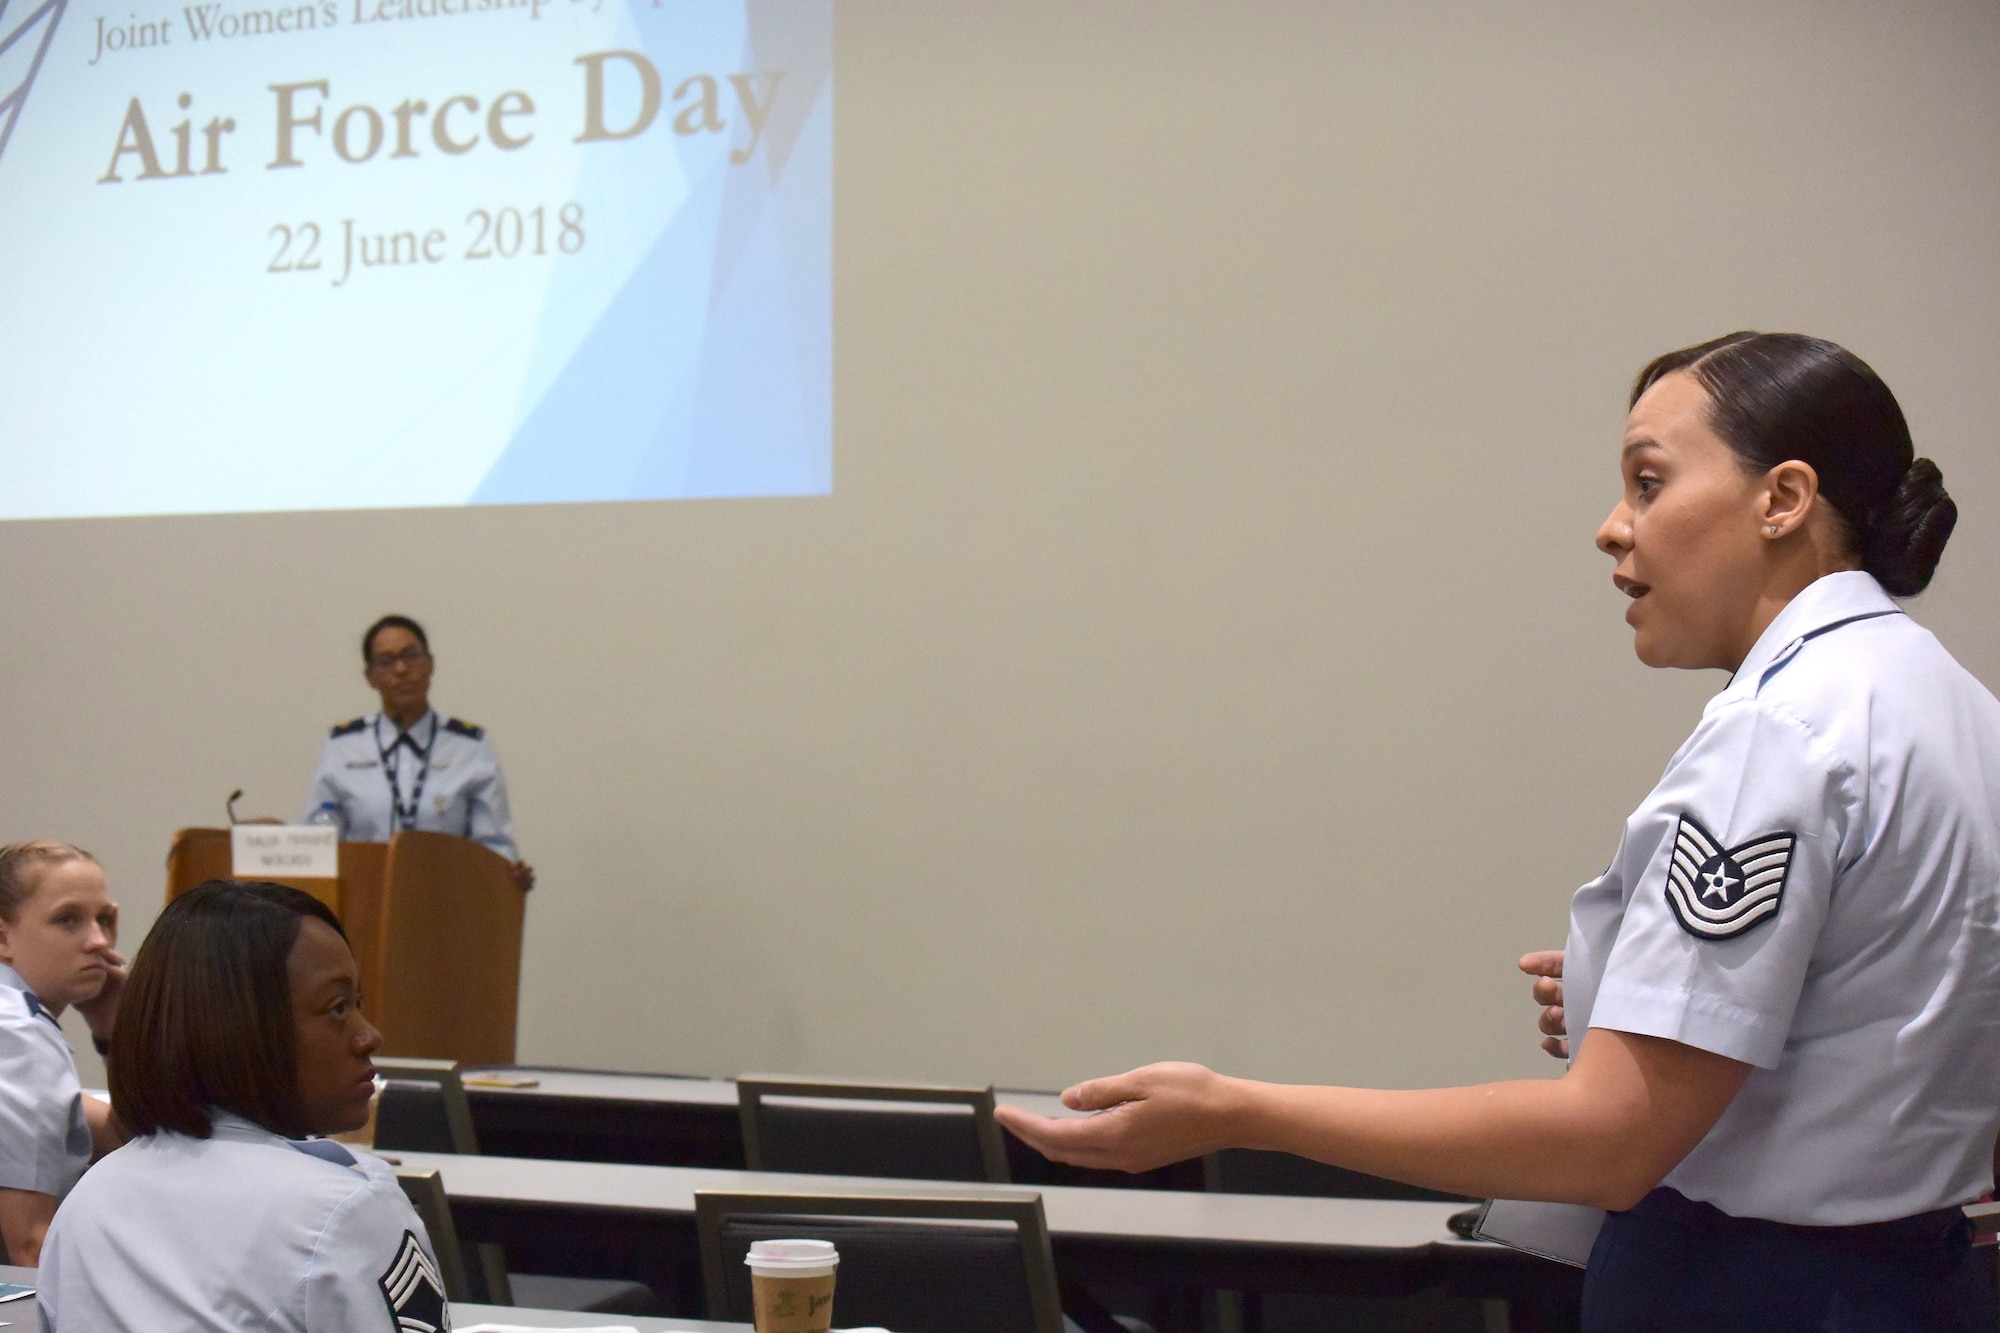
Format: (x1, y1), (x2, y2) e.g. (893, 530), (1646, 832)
(232, 825), (339, 878)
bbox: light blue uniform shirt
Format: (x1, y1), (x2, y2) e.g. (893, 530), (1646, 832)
(1563, 571), (2000, 1225)
(302, 709), (519, 861)
(37, 1112), (450, 1331)
(0, 962), (90, 1206)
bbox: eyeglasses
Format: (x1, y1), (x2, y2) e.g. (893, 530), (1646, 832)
(368, 646), (431, 671)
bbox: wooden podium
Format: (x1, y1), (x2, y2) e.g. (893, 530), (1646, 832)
(165, 828), (523, 1066)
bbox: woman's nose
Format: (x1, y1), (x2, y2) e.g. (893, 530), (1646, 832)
(1597, 500), (1632, 556)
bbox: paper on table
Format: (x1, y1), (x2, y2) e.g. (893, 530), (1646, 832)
(1469, 1198), (1606, 1268)
(453, 1327), (887, 1333)
(453, 1325), (637, 1332)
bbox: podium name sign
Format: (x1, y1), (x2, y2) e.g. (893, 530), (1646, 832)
(232, 825), (340, 878)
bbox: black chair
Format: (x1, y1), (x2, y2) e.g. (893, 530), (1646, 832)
(375, 1058), (479, 1156)
(696, 1189), (1064, 1333)
(737, 1075), (1011, 1183)
(394, 1169), (475, 1300)
(1202, 1148), (1473, 1203)
(373, 1057), (658, 1315)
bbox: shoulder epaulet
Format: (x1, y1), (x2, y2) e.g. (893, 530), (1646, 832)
(330, 717), (367, 738)
(1756, 609), (1905, 690)
(443, 717), (485, 740)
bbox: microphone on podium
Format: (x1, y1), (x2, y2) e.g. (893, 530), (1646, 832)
(226, 789), (244, 825)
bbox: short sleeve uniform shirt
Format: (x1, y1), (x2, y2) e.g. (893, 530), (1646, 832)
(37, 1112), (451, 1332)
(0, 961), (90, 1202)
(301, 708), (519, 861)
(1563, 571), (2000, 1225)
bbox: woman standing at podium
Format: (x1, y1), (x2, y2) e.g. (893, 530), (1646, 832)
(302, 614), (536, 892)
(0, 842), (126, 1265)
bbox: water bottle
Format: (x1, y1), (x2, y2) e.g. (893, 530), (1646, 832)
(306, 802), (344, 836)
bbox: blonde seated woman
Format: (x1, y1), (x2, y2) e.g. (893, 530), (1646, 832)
(0, 842), (125, 1265)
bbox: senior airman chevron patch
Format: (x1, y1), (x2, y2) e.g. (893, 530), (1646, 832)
(1665, 814), (1794, 941)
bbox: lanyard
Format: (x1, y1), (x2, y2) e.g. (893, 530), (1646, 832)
(377, 715), (434, 835)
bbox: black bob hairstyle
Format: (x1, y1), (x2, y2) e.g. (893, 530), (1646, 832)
(1633, 332), (1956, 597)
(109, 880), (348, 1140)
(362, 613), (429, 664)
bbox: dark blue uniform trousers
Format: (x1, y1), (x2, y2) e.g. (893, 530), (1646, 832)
(1583, 1187), (1998, 1332)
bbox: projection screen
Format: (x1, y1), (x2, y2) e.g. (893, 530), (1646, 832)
(0, 0), (831, 518)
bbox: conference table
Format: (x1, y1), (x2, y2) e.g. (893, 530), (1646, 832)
(0, 1267), (27, 1331)
(461, 1066), (1242, 1192)
(383, 1149), (1580, 1332)
(460, 1067), (1089, 1172)
(0, 1264), (744, 1331)
(452, 1307), (743, 1330)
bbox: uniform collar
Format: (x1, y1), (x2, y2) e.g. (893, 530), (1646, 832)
(208, 1110), (361, 1168)
(0, 961), (61, 1030)
(1723, 571), (1900, 700)
(373, 708), (438, 751)
(209, 1109), (286, 1144)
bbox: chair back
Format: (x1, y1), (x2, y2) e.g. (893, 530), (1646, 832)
(737, 1076), (1010, 1183)
(696, 1190), (1062, 1333)
(375, 1056), (481, 1155)
(1203, 1147), (1472, 1202)
(380, 1068), (512, 1306)
(394, 1169), (473, 1301)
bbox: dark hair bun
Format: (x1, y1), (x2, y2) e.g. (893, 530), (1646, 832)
(1864, 457), (1956, 597)
(1636, 334), (1957, 597)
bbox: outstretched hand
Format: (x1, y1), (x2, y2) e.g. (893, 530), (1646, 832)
(992, 1062), (1247, 1173)
(1519, 950), (1567, 1059)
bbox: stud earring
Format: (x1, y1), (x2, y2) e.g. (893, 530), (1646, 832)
(1767, 525), (1780, 535)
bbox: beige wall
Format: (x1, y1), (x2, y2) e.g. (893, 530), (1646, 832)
(11, 0), (2000, 1094)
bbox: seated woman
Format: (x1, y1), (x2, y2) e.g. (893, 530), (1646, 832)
(38, 881), (451, 1332)
(0, 842), (124, 1265)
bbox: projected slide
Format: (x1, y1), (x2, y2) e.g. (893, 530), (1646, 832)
(0, 0), (831, 518)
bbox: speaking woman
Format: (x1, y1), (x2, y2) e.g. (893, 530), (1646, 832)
(996, 333), (2000, 1331)
(37, 880), (452, 1330)
(304, 613), (535, 893)
(0, 842), (124, 1266)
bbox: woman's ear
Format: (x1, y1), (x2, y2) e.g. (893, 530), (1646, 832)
(1760, 460), (1821, 539)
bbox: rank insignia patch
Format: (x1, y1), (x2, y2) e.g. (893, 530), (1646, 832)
(378, 1230), (450, 1332)
(1665, 814), (1794, 940)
